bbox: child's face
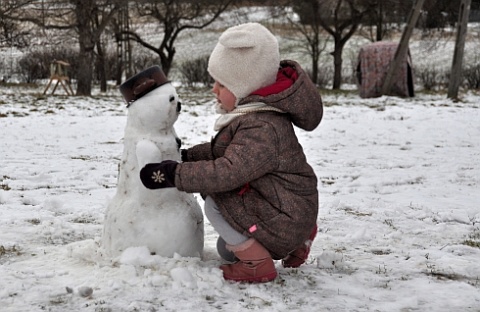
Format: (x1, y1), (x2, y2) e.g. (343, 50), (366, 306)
(212, 81), (236, 113)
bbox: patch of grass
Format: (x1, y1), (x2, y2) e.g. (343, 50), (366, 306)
(320, 176), (337, 185)
(71, 155), (92, 161)
(0, 245), (21, 258)
(427, 271), (466, 281)
(371, 249), (392, 255)
(416, 89), (448, 96)
(343, 207), (372, 217)
(463, 240), (480, 248)
(26, 218), (41, 225)
(11, 111), (29, 117)
(384, 219), (398, 230)
(71, 215), (97, 224)
(319, 88), (358, 99)
(375, 263), (389, 275)
(0, 82), (39, 88)
(1, 175), (11, 190)
(462, 227), (480, 249)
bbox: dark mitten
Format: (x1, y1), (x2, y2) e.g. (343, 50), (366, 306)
(139, 160), (178, 189)
(180, 149), (189, 162)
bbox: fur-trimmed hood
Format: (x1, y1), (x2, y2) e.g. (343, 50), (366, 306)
(239, 60), (323, 131)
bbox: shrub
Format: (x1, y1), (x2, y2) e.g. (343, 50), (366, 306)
(17, 49), (79, 83)
(463, 64), (480, 90)
(318, 66), (334, 88)
(306, 65), (333, 88)
(417, 66), (445, 91)
(130, 49), (159, 74)
(178, 56), (213, 87)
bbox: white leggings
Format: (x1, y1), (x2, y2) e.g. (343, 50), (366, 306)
(204, 196), (249, 246)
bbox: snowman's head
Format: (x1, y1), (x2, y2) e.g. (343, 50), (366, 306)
(127, 83), (181, 132)
(119, 66), (181, 132)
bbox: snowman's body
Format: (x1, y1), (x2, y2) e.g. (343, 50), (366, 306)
(102, 83), (204, 258)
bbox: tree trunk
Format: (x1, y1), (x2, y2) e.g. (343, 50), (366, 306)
(75, 1), (94, 96)
(76, 35), (94, 96)
(160, 55), (172, 77)
(311, 52), (319, 84)
(376, 1), (383, 41)
(97, 42), (107, 93)
(310, 32), (320, 84)
(116, 29), (123, 85)
(382, 0), (425, 96)
(448, 0), (471, 100)
(332, 38), (345, 90)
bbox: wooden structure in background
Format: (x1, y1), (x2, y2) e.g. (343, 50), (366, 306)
(43, 60), (74, 95)
(357, 42), (414, 98)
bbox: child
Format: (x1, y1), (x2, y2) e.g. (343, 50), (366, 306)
(139, 22), (323, 283)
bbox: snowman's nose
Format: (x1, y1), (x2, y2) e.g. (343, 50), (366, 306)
(176, 136), (182, 150)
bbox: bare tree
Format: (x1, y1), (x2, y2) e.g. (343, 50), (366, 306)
(69, 0), (120, 95)
(111, 3), (133, 84)
(326, 0), (375, 89)
(448, 0), (472, 100)
(123, 0), (235, 77)
(294, 0), (373, 89)
(271, 1), (329, 85)
(421, 0), (460, 30)
(0, 0), (35, 49)
(11, 0), (120, 96)
(360, 0), (414, 42)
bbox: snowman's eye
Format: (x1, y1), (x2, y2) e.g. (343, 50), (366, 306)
(169, 95), (181, 112)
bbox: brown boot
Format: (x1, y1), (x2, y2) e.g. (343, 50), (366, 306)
(220, 238), (277, 283)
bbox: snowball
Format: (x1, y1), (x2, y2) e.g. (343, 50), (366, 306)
(317, 250), (345, 270)
(119, 246), (157, 267)
(170, 267), (197, 289)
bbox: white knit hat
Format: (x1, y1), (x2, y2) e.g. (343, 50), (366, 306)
(208, 22), (280, 100)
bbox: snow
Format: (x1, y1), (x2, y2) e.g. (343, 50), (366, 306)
(1, 85), (479, 311)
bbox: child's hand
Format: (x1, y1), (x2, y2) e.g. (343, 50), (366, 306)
(139, 160), (178, 189)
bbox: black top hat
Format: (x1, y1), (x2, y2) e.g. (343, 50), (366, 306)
(119, 66), (169, 106)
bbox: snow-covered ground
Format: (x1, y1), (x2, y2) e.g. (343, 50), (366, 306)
(0, 84), (479, 311)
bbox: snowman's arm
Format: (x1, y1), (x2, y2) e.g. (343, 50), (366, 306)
(136, 139), (163, 169)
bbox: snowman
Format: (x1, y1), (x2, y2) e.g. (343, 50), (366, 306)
(102, 66), (204, 258)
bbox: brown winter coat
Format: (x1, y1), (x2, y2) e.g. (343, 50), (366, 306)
(175, 60), (323, 259)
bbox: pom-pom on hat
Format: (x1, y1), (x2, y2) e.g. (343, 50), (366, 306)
(208, 22), (280, 101)
(119, 65), (169, 107)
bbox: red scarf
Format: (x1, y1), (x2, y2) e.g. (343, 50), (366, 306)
(250, 67), (298, 97)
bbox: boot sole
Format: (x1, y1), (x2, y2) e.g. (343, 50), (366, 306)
(224, 271), (278, 283)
